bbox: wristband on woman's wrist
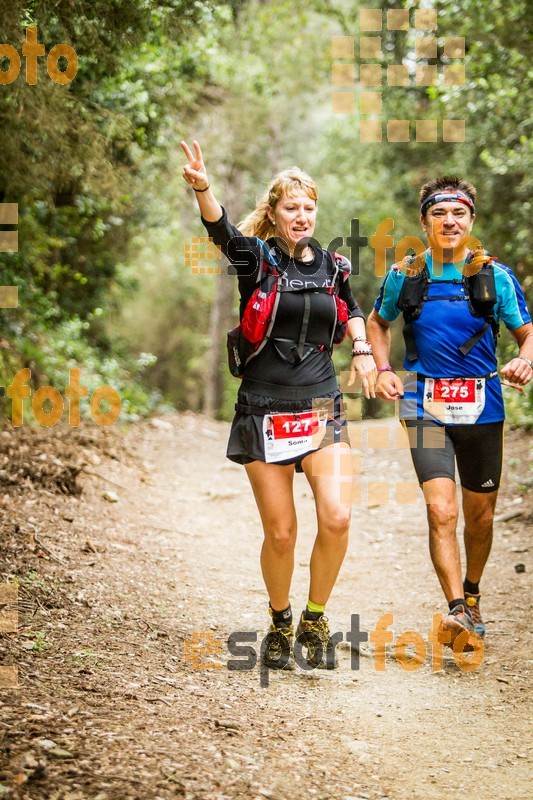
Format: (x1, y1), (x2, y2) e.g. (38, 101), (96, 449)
(193, 184), (210, 193)
(351, 348), (373, 357)
(377, 365), (395, 374)
(518, 355), (533, 369)
(352, 336), (368, 344)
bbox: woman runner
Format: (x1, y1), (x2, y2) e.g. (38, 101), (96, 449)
(181, 140), (377, 670)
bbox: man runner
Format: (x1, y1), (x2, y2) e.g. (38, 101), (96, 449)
(367, 176), (532, 646)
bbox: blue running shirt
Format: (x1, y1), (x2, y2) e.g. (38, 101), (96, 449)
(373, 254), (531, 423)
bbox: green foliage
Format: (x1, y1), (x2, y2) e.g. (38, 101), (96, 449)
(353, 0), (533, 274)
(25, 630), (52, 652)
(115, 234), (215, 412)
(0, 0), (232, 420)
(16, 316), (161, 422)
(0, 0), (530, 426)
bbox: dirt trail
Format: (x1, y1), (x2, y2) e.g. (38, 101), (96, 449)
(1, 414), (531, 799)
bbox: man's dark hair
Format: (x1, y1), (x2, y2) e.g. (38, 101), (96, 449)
(419, 176), (477, 215)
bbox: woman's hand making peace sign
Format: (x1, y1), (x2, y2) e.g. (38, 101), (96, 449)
(180, 139), (209, 191)
(180, 139), (222, 222)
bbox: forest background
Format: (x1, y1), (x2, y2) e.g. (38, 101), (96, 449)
(0, 0), (531, 427)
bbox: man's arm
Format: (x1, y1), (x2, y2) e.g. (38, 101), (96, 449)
(366, 309), (404, 400)
(500, 322), (533, 385)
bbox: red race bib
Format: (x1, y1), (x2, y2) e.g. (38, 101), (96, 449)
(263, 410), (327, 462)
(432, 379), (476, 403)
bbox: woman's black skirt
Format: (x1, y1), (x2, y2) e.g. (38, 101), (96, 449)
(227, 384), (349, 473)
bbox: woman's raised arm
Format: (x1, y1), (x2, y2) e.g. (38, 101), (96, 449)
(180, 139), (223, 223)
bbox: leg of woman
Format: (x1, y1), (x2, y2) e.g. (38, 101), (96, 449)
(244, 460), (297, 611)
(301, 442), (353, 605)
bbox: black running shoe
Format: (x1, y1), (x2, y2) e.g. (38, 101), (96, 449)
(261, 622), (295, 670)
(295, 612), (339, 670)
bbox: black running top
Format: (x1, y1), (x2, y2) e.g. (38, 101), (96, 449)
(203, 208), (364, 390)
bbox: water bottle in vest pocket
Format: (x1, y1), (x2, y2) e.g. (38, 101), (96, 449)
(333, 294), (349, 344)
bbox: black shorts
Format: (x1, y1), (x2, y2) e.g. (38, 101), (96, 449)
(227, 389), (349, 472)
(402, 420), (504, 493)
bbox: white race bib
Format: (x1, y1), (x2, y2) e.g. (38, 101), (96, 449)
(423, 378), (486, 424)
(263, 410), (328, 463)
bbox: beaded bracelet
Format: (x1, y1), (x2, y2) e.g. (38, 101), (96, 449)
(351, 349), (373, 358)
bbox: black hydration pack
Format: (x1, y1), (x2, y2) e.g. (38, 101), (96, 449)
(397, 249), (499, 363)
(227, 248), (350, 378)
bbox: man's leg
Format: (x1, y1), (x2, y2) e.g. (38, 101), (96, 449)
(452, 421), (503, 583)
(422, 477), (463, 601)
(404, 420), (477, 645)
(459, 487), (498, 638)
(453, 421), (504, 637)
(403, 421), (463, 600)
(462, 487), (498, 584)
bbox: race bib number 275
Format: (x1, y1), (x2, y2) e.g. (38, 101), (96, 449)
(423, 378), (486, 424)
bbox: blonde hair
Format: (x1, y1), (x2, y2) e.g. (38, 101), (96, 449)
(237, 167), (318, 239)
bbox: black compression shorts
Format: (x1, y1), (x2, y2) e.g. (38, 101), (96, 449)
(402, 420), (504, 493)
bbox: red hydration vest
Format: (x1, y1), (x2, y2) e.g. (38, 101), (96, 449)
(227, 247), (350, 377)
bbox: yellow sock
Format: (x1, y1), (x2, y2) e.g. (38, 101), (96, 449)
(306, 600), (325, 615)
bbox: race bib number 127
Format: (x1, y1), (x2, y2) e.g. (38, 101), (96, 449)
(263, 411), (327, 463)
